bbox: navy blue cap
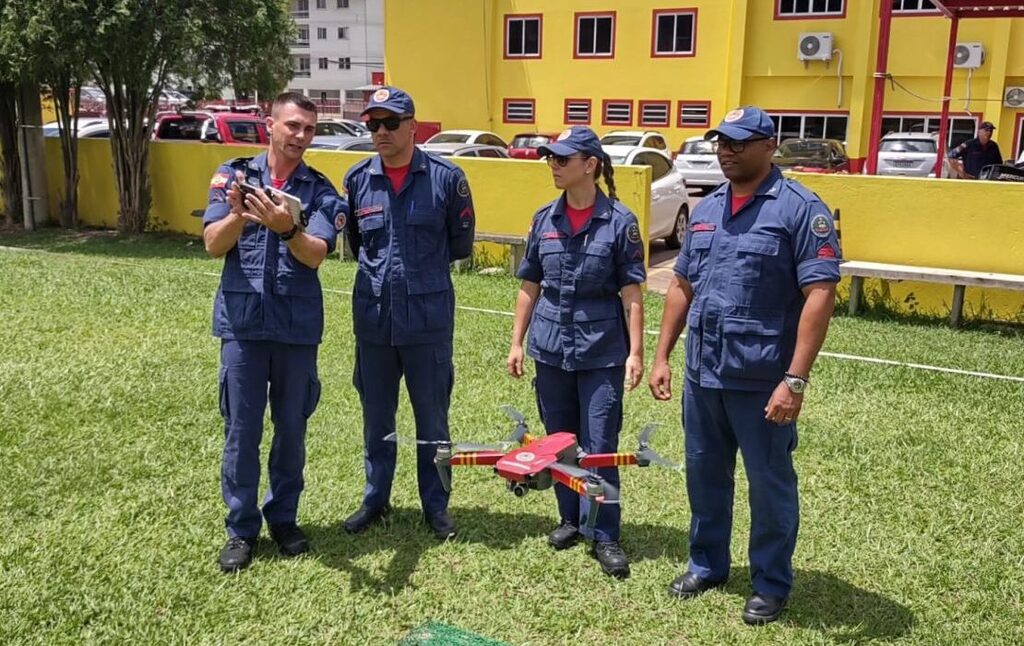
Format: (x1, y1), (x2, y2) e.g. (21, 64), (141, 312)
(705, 106), (776, 141)
(537, 126), (605, 159)
(360, 86), (415, 116)
(979, 121), (995, 130)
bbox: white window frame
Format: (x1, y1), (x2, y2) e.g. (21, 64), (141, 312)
(317, 57), (329, 70)
(777, 0), (845, 17)
(505, 15), (541, 58)
(880, 113), (979, 148)
(315, 0), (326, 9)
(317, 27), (327, 40)
(337, 0), (349, 7)
(892, 0), (938, 12)
(338, 57), (351, 70)
(337, 26), (349, 39)
(767, 112), (849, 143)
(652, 10), (696, 56)
(575, 13), (615, 58)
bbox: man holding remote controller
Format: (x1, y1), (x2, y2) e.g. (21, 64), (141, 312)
(203, 92), (347, 573)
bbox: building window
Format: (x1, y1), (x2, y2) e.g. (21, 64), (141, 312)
(315, 0), (326, 9)
(337, 0), (349, 7)
(639, 101), (670, 127)
(678, 101), (711, 128)
(505, 15), (542, 58)
(318, 57), (329, 70)
(767, 112), (849, 143)
(295, 25), (310, 47)
(602, 100), (633, 126)
(575, 13), (615, 58)
(338, 57), (351, 70)
(892, 0), (937, 11)
(317, 27), (327, 40)
(564, 99), (592, 125)
(880, 113), (978, 148)
(294, 56), (311, 78)
(503, 99), (536, 124)
(338, 26), (349, 39)
(293, 0), (309, 18)
(777, 0), (844, 18)
(652, 10), (696, 57)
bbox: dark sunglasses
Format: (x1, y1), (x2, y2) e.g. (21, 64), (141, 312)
(366, 115), (413, 132)
(713, 137), (771, 154)
(546, 154), (588, 167)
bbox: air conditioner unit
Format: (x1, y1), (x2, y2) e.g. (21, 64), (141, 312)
(953, 43), (984, 69)
(1004, 86), (1024, 108)
(798, 33), (833, 62)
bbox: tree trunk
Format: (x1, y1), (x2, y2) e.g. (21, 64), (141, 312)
(53, 77), (81, 229)
(16, 82), (49, 231)
(100, 75), (156, 235)
(0, 82), (22, 225)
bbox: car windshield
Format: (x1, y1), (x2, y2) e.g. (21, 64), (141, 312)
(511, 135), (550, 148)
(776, 141), (831, 159)
(428, 133), (470, 144)
(600, 135), (640, 146)
(607, 154), (628, 165)
(681, 140), (715, 155)
(880, 139), (936, 153)
(228, 121), (261, 143)
(157, 118), (203, 140)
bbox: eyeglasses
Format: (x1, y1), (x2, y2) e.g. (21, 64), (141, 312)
(545, 154), (588, 168)
(366, 116), (413, 132)
(713, 137), (771, 153)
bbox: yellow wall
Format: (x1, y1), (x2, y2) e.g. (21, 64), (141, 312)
(42, 138), (652, 248)
(795, 172), (1024, 321)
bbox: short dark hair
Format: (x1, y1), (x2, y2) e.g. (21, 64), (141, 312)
(272, 92), (317, 116)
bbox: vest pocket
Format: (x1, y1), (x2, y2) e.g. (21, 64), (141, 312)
(718, 312), (784, 381)
(732, 233), (780, 286)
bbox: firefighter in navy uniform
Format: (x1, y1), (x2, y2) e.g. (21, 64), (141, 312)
(507, 126), (646, 579)
(650, 107), (841, 624)
(341, 86), (475, 540)
(203, 92), (345, 573)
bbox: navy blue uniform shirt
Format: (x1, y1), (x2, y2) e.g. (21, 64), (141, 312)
(674, 166), (841, 391)
(517, 190), (646, 371)
(344, 147), (475, 346)
(203, 153), (344, 345)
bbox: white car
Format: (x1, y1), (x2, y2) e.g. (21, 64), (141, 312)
(308, 135), (376, 152)
(599, 130), (670, 162)
(41, 117), (111, 138)
(420, 143), (509, 158)
(875, 132), (942, 178)
(606, 147), (694, 248)
(316, 118), (370, 138)
(673, 136), (724, 193)
(425, 130), (508, 149)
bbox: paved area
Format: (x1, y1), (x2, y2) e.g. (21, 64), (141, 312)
(647, 240), (678, 294)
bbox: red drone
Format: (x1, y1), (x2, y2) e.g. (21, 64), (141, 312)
(385, 406), (680, 533)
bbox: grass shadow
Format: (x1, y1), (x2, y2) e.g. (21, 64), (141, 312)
(718, 565), (914, 642)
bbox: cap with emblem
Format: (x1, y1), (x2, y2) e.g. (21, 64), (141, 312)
(360, 86), (415, 117)
(537, 126), (605, 159)
(704, 106), (776, 142)
(979, 121), (995, 131)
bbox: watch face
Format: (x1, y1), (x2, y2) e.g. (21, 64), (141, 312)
(786, 377), (806, 393)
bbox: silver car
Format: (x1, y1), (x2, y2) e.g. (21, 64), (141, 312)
(875, 132), (941, 178)
(672, 136), (724, 194)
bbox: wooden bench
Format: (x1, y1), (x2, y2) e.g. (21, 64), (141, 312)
(475, 232), (527, 274)
(841, 260), (1024, 327)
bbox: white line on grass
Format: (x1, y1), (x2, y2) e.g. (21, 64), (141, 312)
(4, 244), (1024, 383)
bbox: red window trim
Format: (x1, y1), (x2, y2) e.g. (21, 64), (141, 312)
(563, 98), (592, 125)
(677, 100), (711, 128)
(573, 11), (616, 59)
(774, 0), (846, 21)
(1013, 113), (1024, 160)
(504, 13), (543, 60)
(650, 8), (698, 58)
(602, 99), (633, 127)
(891, 0), (941, 16)
(502, 98), (536, 125)
(638, 100), (671, 127)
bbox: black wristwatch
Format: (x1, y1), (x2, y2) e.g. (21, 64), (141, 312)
(279, 225), (300, 241)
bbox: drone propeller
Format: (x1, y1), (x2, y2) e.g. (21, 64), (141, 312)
(635, 424), (683, 471)
(500, 405), (530, 444)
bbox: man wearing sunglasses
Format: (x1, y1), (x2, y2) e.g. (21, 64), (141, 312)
(649, 107), (841, 624)
(341, 86), (475, 540)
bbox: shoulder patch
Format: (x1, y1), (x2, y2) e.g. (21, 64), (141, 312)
(335, 212), (347, 231)
(626, 223), (642, 244)
(456, 177), (470, 197)
(210, 172), (229, 189)
(810, 214), (833, 238)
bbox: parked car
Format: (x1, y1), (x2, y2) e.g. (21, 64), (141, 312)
(152, 111), (268, 144)
(673, 136), (724, 194)
(420, 143), (510, 158)
(874, 132), (941, 178)
(308, 135), (377, 152)
(773, 138), (849, 173)
(42, 117), (111, 139)
(507, 132), (559, 159)
(425, 130), (508, 148)
(599, 130), (670, 156)
(316, 118), (370, 138)
(606, 147), (694, 248)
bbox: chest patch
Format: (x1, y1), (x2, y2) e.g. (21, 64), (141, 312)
(690, 222), (716, 233)
(357, 204), (385, 218)
(541, 231), (567, 240)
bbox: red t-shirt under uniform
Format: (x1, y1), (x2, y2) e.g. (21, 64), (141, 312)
(566, 204), (595, 234)
(384, 164), (411, 193)
(731, 194), (753, 217)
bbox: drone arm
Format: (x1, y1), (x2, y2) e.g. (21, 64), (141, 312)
(578, 453), (640, 468)
(448, 451), (504, 466)
(548, 464), (590, 497)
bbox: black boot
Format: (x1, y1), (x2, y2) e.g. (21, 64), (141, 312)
(218, 536), (257, 573)
(269, 523), (309, 556)
(547, 522), (580, 550)
(426, 510), (457, 540)
(742, 593), (788, 625)
(342, 504), (391, 534)
(590, 540), (630, 579)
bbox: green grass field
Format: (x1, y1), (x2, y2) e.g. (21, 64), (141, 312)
(2, 229), (1023, 645)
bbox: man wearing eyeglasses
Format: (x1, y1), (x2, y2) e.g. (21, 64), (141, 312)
(649, 107), (841, 625)
(340, 86), (475, 540)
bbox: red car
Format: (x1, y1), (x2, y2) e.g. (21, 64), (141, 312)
(152, 110), (268, 145)
(507, 132), (560, 159)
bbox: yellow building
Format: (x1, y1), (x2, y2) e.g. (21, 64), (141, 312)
(384, 0), (1024, 169)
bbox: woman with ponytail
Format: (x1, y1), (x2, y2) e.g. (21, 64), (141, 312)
(507, 126), (645, 579)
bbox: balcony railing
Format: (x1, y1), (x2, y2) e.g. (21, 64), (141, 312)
(292, 40), (310, 48)
(293, 70), (311, 78)
(291, 10), (309, 19)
